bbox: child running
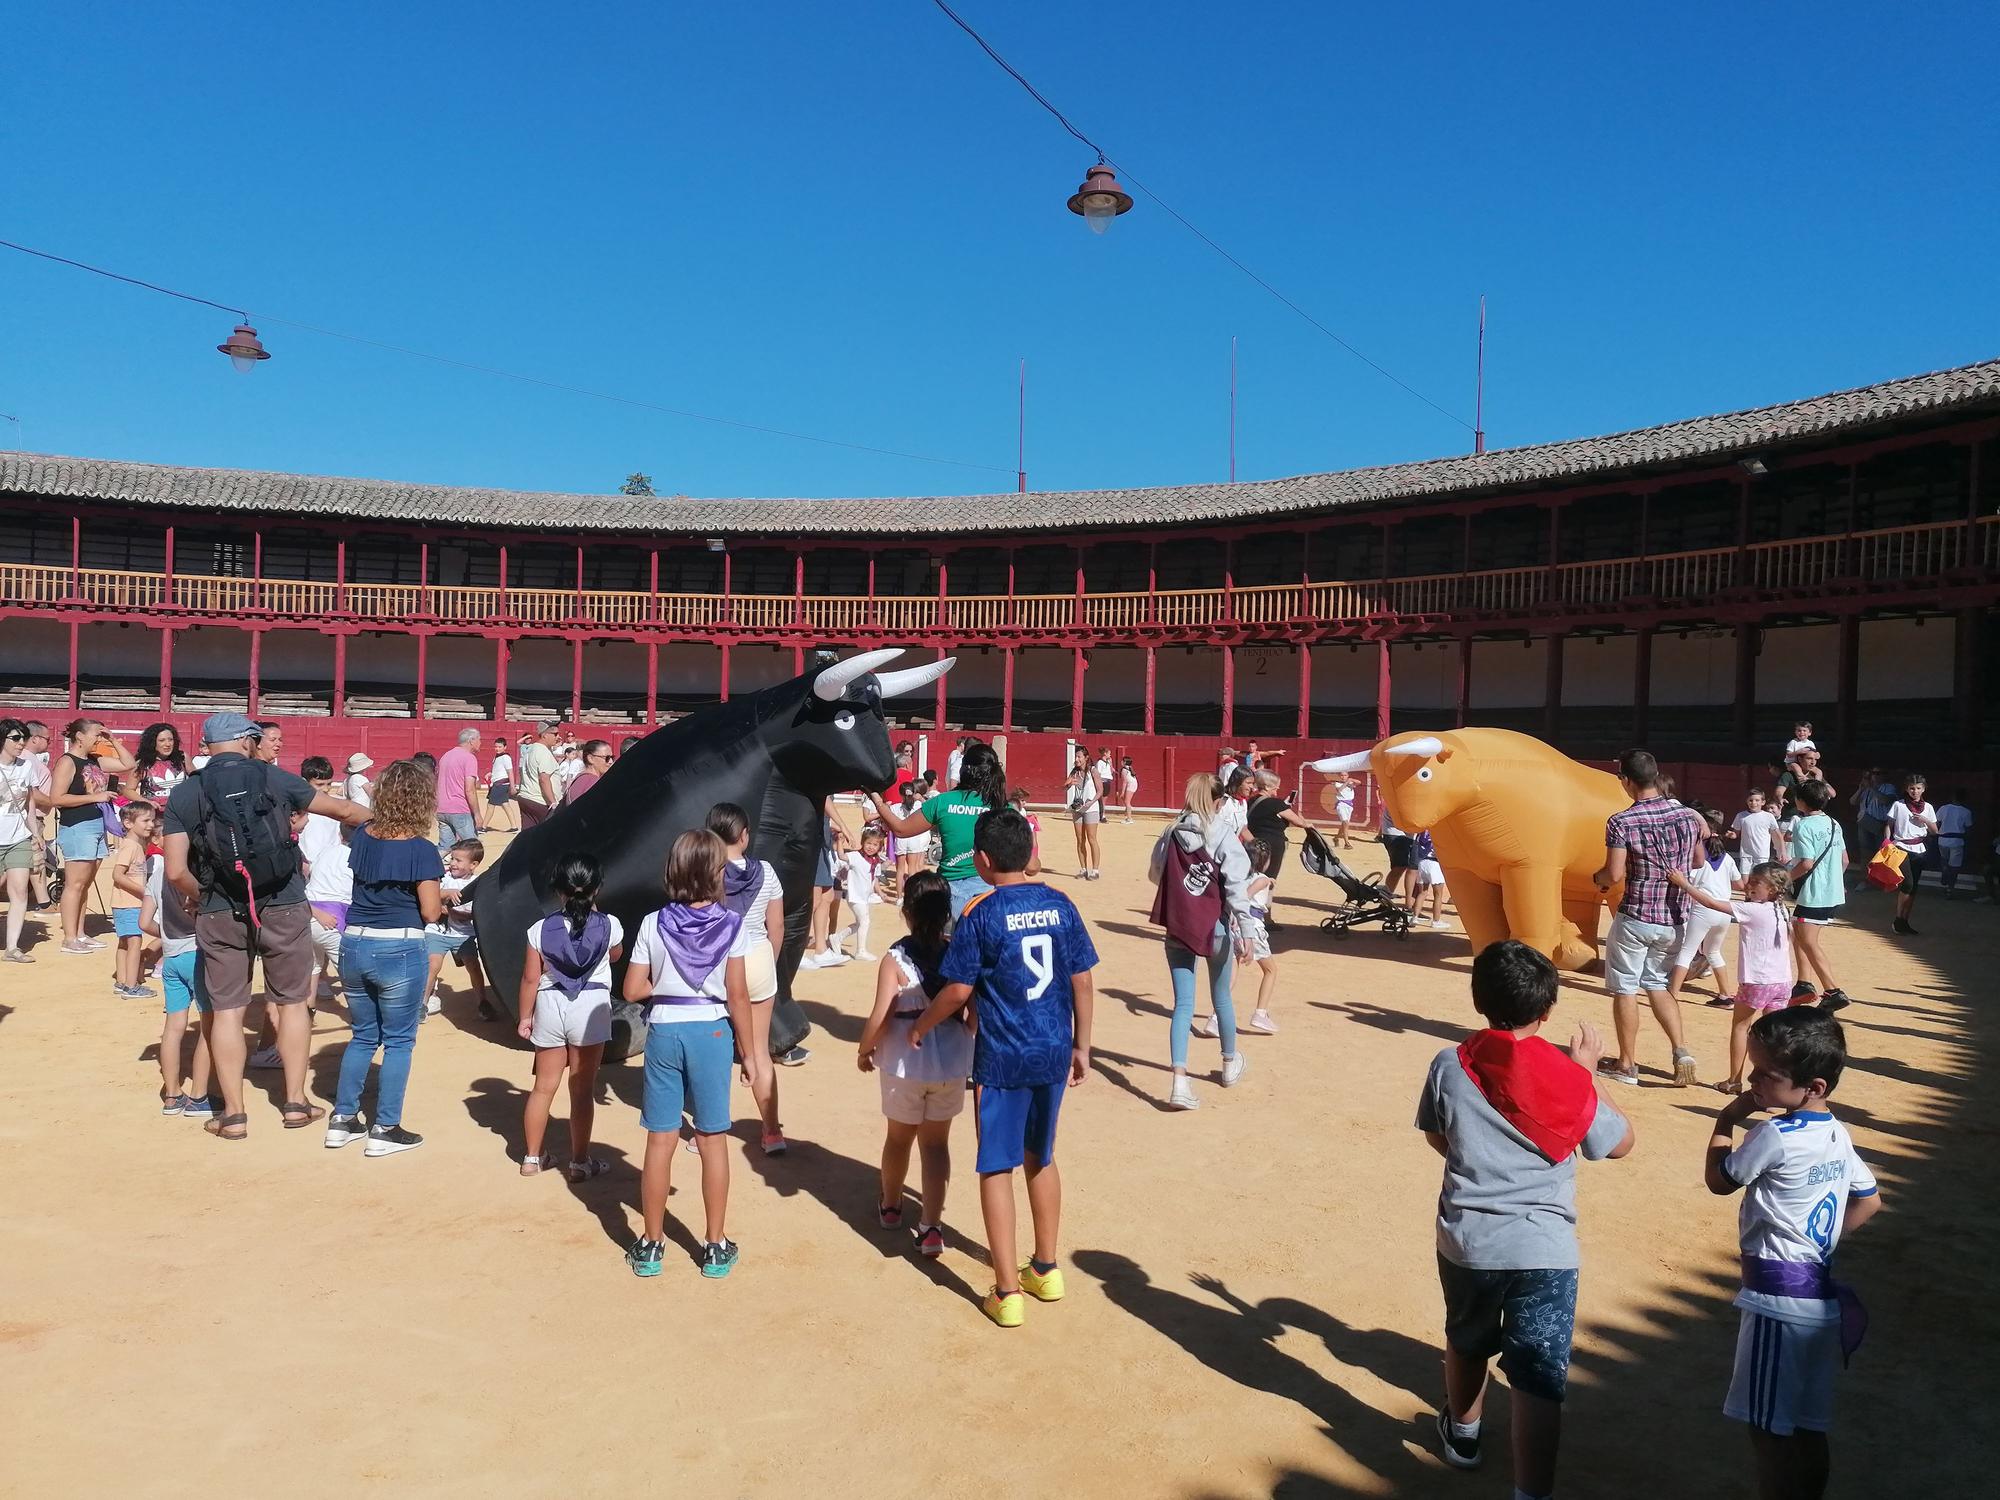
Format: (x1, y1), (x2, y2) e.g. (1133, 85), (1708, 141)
(1417, 939), (1635, 1498)
(425, 838), (492, 1019)
(517, 852), (622, 1179)
(909, 808), (1097, 1328)
(1706, 1008), (1880, 1500)
(109, 800), (158, 998)
(1242, 838), (1279, 1035)
(1668, 811), (1740, 1010)
(856, 869), (970, 1258)
(622, 829), (752, 1280)
(1670, 859), (1802, 1094)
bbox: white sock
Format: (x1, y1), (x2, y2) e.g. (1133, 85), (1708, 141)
(1451, 1416), (1480, 1440)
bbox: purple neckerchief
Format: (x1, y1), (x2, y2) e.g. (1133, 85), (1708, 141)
(653, 902), (741, 994)
(1741, 1255), (1868, 1363)
(721, 859), (762, 919)
(540, 912), (611, 999)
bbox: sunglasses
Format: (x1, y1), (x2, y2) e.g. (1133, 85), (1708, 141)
(3, 733), (24, 742)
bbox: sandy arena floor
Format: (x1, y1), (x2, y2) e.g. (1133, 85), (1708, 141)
(1, 818), (1990, 1498)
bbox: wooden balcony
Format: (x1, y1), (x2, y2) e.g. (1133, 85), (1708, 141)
(2, 517), (1990, 639)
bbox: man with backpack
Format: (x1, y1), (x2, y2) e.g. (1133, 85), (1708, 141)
(163, 713), (368, 1142)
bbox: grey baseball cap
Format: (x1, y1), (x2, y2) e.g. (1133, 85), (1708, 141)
(200, 711), (263, 746)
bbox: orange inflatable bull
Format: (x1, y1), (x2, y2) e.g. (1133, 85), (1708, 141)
(1310, 729), (1626, 970)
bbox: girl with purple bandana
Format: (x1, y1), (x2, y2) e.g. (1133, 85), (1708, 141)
(516, 852), (623, 1179)
(622, 829), (753, 1280)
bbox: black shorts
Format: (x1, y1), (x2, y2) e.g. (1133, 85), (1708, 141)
(1437, 1254), (1579, 1403)
(1384, 835), (1417, 870)
(1898, 853), (1925, 895)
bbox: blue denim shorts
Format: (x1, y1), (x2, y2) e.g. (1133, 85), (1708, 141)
(114, 906), (143, 939)
(425, 927), (478, 963)
(640, 1020), (736, 1135)
(1437, 1254), (1579, 1403)
(161, 950), (207, 1016)
(974, 1080), (1064, 1174)
(56, 822), (108, 862)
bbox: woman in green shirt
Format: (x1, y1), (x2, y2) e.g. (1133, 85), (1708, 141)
(868, 743), (1007, 919)
(1786, 779), (1855, 1011)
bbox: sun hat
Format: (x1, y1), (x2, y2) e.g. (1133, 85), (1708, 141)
(345, 752), (375, 774)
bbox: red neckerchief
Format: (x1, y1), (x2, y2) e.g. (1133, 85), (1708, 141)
(1456, 1029), (1599, 1163)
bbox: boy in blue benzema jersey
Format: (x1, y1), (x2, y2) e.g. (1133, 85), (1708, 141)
(911, 807), (1097, 1328)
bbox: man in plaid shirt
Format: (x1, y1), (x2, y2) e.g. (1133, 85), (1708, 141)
(1593, 749), (1704, 1087)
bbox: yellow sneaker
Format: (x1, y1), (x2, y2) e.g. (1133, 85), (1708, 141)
(982, 1290), (1025, 1328)
(1019, 1261), (1065, 1302)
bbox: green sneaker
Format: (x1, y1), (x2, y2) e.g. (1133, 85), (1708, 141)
(700, 1238), (740, 1279)
(626, 1236), (664, 1278)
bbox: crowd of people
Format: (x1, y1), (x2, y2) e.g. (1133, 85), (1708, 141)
(7, 703), (1978, 1500)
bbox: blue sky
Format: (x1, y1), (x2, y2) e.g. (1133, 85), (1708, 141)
(6, 2), (1996, 501)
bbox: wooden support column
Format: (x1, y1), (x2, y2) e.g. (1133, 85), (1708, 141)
(1296, 643), (1312, 739)
(1732, 623), (1758, 755)
(1070, 648), (1086, 733)
(1456, 635), (1474, 729)
(570, 638), (584, 726)
(497, 544), (509, 617)
(937, 555), (949, 630)
(1222, 540), (1235, 624)
(645, 643), (658, 726)
(933, 648), (949, 732)
(415, 634), (428, 719)
(248, 629), (262, 717)
(647, 548), (659, 624)
(1542, 632), (1564, 744)
(866, 556), (878, 626)
(163, 524), (176, 607)
(253, 530), (264, 611)
(1734, 478), (1752, 586)
(1073, 552), (1086, 628)
(719, 643), (731, 703)
(158, 627), (173, 716)
(67, 622), (79, 712)
(1632, 627), (1653, 745)
(793, 645), (804, 675)
(793, 552), (805, 626)
(721, 549), (733, 623)
(1006, 552), (1017, 627)
(69, 515), (81, 601)
(1375, 639), (1392, 741)
(1001, 647), (1016, 733)
(335, 537), (348, 615)
(1144, 646), (1157, 735)
(574, 546), (586, 623)
(1954, 607), (1983, 751)
(419, 540), (430, 616)
(1221, 644), (1236, 739)
(494, 638), (510, 724)
(1146, 543), (1159, 625)
(332, 633), (348, 718)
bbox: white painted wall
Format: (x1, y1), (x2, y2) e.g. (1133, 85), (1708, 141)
(1859, 617), (1953, 698)
(1651, 631), (1736, 706)
(1470, 638), (1548, 709)
(1309, 642), (1381, 707)
(1563, 634), (1638, 707)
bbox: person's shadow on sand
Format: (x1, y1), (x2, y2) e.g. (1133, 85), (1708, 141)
(1072, 1250), (1442, 1488)
(462, 1074), (640, 1254)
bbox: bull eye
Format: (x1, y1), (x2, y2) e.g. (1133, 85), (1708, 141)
(833, 709), (855, 732)
(1416, 767), (1433, 781)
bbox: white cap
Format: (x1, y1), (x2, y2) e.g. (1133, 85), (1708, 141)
(345, 753), (374, 774)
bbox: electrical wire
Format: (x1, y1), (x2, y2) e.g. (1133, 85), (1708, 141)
(928, 0), (1475, 433)
(0, 237), (1016, 475)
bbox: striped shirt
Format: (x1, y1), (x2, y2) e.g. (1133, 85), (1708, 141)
(1606, 797), (1703, 926)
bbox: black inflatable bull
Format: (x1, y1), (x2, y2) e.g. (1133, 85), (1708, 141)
(472, 649), (954, 1061)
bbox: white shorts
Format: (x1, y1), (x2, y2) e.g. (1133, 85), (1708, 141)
(743, 940), (778, 1004)
(880, 1075), (966, 1125)
(529, 989), (612, 1049)
(1940, 840), (1966, 869)
(898, 831), (932, 855)
(1417, 859), (1446, 887)
(1724, 1310), (1838, 1435)
(1336, 797), (1356, 819)
(1674, 909), (1732, 969)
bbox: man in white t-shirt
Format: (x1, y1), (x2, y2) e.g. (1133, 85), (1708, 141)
(1935, 792), (1973, 896)
(1885, 774), (1937, 936)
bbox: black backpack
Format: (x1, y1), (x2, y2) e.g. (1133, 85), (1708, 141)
(189, 757), (302, 908)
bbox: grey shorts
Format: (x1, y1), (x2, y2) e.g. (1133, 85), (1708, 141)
(1605, 913), (1678, 995)
(196, 902), (316, 1012)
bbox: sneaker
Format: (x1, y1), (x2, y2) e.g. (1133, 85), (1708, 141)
(1168, 1079), (1201, 1110)
(180, 1096), (216, 1121)
(855, 951), (879, 962)
(363, 1124), (424, 1157)
(776, 1046), (812, 1067)
(1818, 988), (1854, 1013)
(1246, 1009), (1278, 1035)
(982, 1290), (1025, 1328)
(160, 1092), (187, 1116)
(626, 1236), (665, 1278)
(700, 1239), (740, 1279)
(878, 1203), (903, 1230)
(1672, 1049), (1699, 1087)
(912, 1223), (944, 1258)
(1192, 1014), (1218, 1039)
(1221, 1053), (1247, 1088)
(1019, 1260), (1066, 1302)
(1434, 1409), (1482, 1469)
(819, 950), (851, 966)
(1429, 919), (1451, 930)
(1893, 918), (1918, 936)
(323, 1113), (367, 1148)
(424, 992), (441, 1016)
(761, 1132), (788, 1156)
(1790, 981), (1818, 1003)
(247, 1045), (282, 1070)
(797, 952), (824, 970)
(129, 984), (157, 999)
(1597, 1058), (1640, 1087)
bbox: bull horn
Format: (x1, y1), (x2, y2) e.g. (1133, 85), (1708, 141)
(1382, 736), (1445, 759)
(813, 649), (905, 701)
(873, 657), (956, 699)
(1306, 751), (1374, 773)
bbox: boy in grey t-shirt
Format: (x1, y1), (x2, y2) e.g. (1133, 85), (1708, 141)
(1415, 941), (1635, 1499)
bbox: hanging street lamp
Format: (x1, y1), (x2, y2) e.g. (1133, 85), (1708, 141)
(217, 322), (271, 371)
(1067, 160), (1132, 234)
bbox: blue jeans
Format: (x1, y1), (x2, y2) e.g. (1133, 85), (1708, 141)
(1167, 923), (1236, 1069)
(436, 812), (477, 849)
(334, 936), (428, 1126)
(948, 874), (989, 922)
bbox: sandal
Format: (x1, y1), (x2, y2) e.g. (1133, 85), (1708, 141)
(205, 1112), (249, 1141)
(567, 1156), (610, 1182)
(521, 1154), (548, 1176)
(280, 1101), (326, 1129)
(1715, 1079), (1743, 1094)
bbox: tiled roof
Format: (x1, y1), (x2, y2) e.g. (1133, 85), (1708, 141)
(4, 358), (1995, 538)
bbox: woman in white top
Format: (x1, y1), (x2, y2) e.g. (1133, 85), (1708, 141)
(856, 869), (971, 1257)
(1331, 772), (1358, 849)
(706, 803), (787, 1156)
(0, 718), (39, 962)
(622, 829), (752, 1280)
(1887, 773), (1939, 935)
(483, 738), (519, 832)
(343, 753), (374, 809)
(1067, 752), (1104, 879)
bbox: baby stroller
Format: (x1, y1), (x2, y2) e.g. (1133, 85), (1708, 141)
(1299, 827), (1415, 938)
